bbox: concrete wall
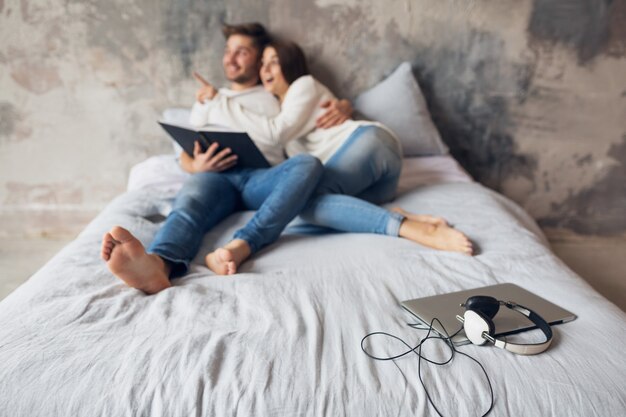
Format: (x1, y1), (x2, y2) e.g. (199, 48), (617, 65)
(1, 0), (625, 237)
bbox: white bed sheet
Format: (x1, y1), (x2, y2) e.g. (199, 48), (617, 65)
(1, 162), (625, 416)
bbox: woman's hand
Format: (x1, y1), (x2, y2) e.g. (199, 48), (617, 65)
(316, 99), (353, 129)
(193, 71), (218, 103)
(180, 141), (238, 173)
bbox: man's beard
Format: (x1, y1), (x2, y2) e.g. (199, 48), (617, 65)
(228, 70), (258, 85)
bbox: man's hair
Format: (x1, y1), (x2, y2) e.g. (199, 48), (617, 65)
(221, 22), (272, 52)
(267, 39), (310, 85)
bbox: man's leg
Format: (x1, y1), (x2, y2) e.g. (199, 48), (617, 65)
(148, 172), (240, 274)
(205, 154), (323, 274)
(102, 172), (240, 292)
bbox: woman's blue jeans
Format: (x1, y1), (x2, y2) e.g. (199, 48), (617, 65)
(296, 125), (405, 236)
(148, 154), (323, 277)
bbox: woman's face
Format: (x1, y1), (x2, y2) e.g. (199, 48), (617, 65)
(260, 47), (290, 99)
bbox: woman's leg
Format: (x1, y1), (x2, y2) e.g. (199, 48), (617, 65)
(298, 125), (403, 234)
(301, 193), (405, 236)
(300, 193), (472, 254)
(316, 125), (402, 204)
(298, 126), (472, 254)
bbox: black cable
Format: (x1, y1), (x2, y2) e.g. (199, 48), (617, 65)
(361, 317), (495, 417)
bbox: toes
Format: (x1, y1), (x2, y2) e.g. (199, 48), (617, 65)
(227, 261), (237, 275)
(101, 245), (113, 258)
(101, 232), (115, 260)
(460, 238), (474, 256)
(110, 226), (134, 243)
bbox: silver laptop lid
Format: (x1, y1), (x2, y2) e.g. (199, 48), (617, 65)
(401, 283), (577, 344)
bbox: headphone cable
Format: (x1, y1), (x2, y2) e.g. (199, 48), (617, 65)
(361, 317), (494, 417)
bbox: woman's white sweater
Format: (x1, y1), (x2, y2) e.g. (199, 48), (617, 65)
(209, 75), (397, 163)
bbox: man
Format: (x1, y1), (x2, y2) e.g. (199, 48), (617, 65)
(101, 22), (352, 294)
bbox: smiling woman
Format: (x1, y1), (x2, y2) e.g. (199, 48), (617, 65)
(261, 42), (309, 101)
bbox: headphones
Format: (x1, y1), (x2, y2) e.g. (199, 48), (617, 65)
(455, 295), (553, 355)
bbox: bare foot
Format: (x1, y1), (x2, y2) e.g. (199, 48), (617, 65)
(391, 207), (448, 226)
(101, 226), (172, 294)
(399, 219), (473, 255)
(205, 239), (251, 275)
(205, 248), (238, 275)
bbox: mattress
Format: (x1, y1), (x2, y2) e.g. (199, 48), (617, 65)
(0, 156), (625, 417)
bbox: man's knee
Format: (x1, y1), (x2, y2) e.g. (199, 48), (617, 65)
(185, 172), (229, 193)
(176, 172), (230, 208)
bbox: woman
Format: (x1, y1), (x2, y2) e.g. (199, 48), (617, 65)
(197, 39), (473, 272)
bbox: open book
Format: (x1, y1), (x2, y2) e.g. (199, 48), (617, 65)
(158, 121), (271, 169)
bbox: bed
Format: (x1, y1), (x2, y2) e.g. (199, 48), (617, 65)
(1, 149), (625, 417)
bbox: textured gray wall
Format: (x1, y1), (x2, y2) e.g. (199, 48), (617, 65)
(1, 0), (625, 237)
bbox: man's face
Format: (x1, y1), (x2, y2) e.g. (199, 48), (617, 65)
(223, 34), (260, 86)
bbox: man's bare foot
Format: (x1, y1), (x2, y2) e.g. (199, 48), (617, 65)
(399, 219), (473, 255)
(101, 226), (172, 294)
(391, 207), (448, 226)
(205, 248), (238, 275)
(205, 239), (252, 276)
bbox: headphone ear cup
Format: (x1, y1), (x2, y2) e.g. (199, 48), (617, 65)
(463, 310), (495, 346)
(464, 296), (500, 319)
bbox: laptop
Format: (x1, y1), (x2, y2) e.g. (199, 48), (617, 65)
(401, 283), (577, 344)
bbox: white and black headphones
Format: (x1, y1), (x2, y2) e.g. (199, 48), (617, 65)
(456, 295), (553, 355)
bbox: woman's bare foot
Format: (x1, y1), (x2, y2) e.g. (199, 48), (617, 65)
(399, 219), (473, 255)
(205, 239), (252, 275)
(391, 207), (448, 226)
(101, 226), (172, 294)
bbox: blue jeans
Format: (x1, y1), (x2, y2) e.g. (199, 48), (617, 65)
(295, 125), (405, 236)
(148, 154), (323, 277)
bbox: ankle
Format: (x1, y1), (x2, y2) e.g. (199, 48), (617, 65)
(149, 254), (172, 277)
(399, 219), (436, 238)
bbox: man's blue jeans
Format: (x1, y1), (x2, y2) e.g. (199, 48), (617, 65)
(148, 154), (323, 277)
(296, 125), (405, 236)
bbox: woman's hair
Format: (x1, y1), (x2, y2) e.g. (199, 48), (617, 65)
(267, 39), (310, 85)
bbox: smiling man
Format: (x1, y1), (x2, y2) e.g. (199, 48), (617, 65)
(222, 25), (266, 87)
(100, 22), (351, 293)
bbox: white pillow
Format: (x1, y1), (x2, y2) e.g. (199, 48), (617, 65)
(161, 107), (192, 125)
(354, 62), (448, 156)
